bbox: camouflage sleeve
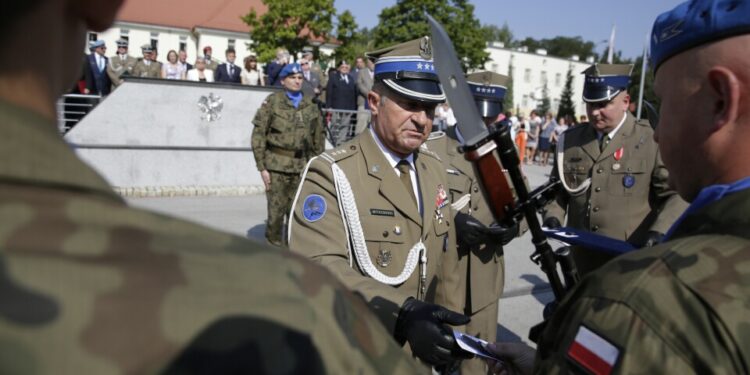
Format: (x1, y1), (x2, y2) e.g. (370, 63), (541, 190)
(288, 157), (413, 333)
(543, 150), (568, 225)
(251, 95), (272, 171)
(311, 106), (325, 156)
(649, 148), (688, 234)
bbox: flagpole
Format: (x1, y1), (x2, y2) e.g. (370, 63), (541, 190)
(607, 25), (616, 63)
(636, 32), (649, 120)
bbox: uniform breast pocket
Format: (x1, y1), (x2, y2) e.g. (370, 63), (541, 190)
(563, 162), (590, 189)
(360, 215), (407, 277)
(447, 172), (470, 211)
(268, 114), (296, 148)
(609, 159), (647, 196)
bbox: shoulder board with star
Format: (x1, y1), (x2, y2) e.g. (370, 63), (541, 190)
(324, 143), (360, 162)
(427, 131), (445, 141)
(419, 143), (442, 161)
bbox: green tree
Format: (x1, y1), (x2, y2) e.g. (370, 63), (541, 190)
(519, 36), (598, 60)
(372, 0), (489, 71)
(482, 22), (514, 46)
(535, 84), (550, 116)
(557, 68), (576, 119)
(332, 10), (365, 63)
(627, 55), (658, 120)
(242, 0), (336, 62)
(503, 63), (515, 114)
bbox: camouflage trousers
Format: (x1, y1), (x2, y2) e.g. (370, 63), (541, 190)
(265, 171), (301, 246)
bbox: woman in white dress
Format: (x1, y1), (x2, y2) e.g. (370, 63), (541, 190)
(241, 55), (264, 86)
(161, 50), (186, 80)
(186, 56), (214, 82)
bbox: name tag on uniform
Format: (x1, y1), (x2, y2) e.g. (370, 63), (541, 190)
(370, 209), (395, 217)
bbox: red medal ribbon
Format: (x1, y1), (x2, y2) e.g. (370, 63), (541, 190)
(614, 147), (624, 161)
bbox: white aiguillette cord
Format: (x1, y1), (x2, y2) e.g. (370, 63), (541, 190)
(556, 132), (591, 196)
(329, 160), (425, 286)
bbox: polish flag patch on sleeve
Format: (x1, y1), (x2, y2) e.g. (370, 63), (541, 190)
(567, 325), (620, 375)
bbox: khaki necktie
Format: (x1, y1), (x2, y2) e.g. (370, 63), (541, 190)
(396, 160), (417, 204)
(600, 135), (610, 152)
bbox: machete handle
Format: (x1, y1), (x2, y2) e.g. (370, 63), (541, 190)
(464, 139), (515, 223)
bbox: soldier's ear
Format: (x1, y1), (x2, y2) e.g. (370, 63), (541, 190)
(68, 0), (124, 32)
(368, 91), (381, 116)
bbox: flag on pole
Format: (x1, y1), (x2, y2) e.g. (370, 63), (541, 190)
(607, 25), (616, 63)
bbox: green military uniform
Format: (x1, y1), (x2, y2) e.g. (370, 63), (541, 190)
(132, 58), (161, 79)
(251, 87), (325, 246)
(544, 64), (686, 275)
(205, 58), (219, 72)
(536, 187), (750, 373)
(0, 99), (424, 374)
(106, 39), (137, 88)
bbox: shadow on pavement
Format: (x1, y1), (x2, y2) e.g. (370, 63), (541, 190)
(520, 274), (554, 305)
(496, 324), (524, 343)
(246, 224), (266, 242)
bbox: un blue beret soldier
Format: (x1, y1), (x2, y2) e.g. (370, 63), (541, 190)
(486, 1), (750, 373)
(288, 36), (472, 369)
(542, 62), (687, 276)
(426, 70), (522, 375)
(251, 62), (325, 246)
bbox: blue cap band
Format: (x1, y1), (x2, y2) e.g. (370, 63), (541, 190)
(651, 0), (750, 71)
(468, 82), (506, 101)
(583, 75), (630, 102)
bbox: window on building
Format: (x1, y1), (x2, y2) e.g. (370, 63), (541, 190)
(150, 32), (159, 49)
(491, 63), (499, 72)
(87, 32), (98, 42)
(540, 71), (548, 85)
(120, 29), (129, 39)
(228, 39), (236, 49)
(555, 73), (562, 87)
(524, 69), (531, 83)
(522, 94), (529, 108)
(179, 35), (187, 52)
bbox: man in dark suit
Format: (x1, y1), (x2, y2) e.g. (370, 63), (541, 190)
(214, 48), (241, 83)
(300, 58), (321, 102)
(326, 60), (358, 142)
(84, 40), (111, 95)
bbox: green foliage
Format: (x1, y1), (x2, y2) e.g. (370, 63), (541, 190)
(519, 36), (598, 60)
(628, 55), (659, 120)
(332, 10), (369, 64)
(372, 0), (489, 71)
(535, 84), (550, 116)
(557, 68), (576, 119)
(503, 63), (515, 114)
(482, 22), (514, 46)
(242, 0), (336, 62)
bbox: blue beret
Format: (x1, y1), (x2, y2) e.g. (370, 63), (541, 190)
(651, 0), (750, 71)
(279, 63), (302, 79)
(89, 40), (105, 50)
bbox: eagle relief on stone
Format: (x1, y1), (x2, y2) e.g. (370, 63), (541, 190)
(197, 93), (223, 122)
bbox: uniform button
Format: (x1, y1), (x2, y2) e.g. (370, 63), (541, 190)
(473, 186), (479, 193)
(473, 206), (479, 211)
(595, 187), (601, 192)
(350, 145), (356, 151)
(597, 169), (603, 174)
(382, 231), (389, 238)
(592, 225), (599, 232)
(593, 206), (600, 212)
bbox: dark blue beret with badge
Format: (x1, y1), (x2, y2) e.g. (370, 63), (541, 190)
(581, 63), (634, 103)
(651, 0), (750, 72)
(279, 63), (302, 80)
(466, 71), (509, 118)
(365, 36), (446, 104)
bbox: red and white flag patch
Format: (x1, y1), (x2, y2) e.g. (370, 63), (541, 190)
(567, 326), (620, 375)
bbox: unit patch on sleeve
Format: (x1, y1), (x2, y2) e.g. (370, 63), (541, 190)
(567, 325), (620, 375)
(302, 194), (326, 222)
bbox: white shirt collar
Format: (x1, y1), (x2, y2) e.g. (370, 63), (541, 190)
(370, 127), (415, 170)
(598, 111), (628, 141)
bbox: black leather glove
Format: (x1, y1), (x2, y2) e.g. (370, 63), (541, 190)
(394, 298), (473, 366)
(455, 212), (489, 247)
(543, 217), (562, 229)
(486, 221), (519, 246)
(644, 231), (664, 247)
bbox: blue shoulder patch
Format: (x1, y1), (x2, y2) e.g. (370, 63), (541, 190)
(302, 194), (326, 222)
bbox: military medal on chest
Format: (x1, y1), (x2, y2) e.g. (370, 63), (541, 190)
(612, 146), (624, 171)
(434, 184), (448, 223)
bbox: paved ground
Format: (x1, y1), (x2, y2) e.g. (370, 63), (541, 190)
(128, 163), (561, 346)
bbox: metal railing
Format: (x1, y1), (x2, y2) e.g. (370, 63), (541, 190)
(323, 108), (371, 147)
(56, 94), (102, 134)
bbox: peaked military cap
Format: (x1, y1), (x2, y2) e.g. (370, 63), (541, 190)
(88, 40), (105, 50)
(116, 38), (129, 48)
(651, 0), (750, 72)
(467, 71), (509, 118)
(141, 44), (154, 53)
(365, 36), (446, 104)
(279, 62), (302, 79)
(581, 63), (633, 103)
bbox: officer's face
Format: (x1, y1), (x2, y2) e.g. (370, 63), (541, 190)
(226, 52), (236, 63)
(282, 73), (304, 92)
(369, 89), (436, 157)
(586, 92), (629, 133)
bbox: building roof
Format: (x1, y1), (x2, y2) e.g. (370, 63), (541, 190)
(116, 0), (266, 33)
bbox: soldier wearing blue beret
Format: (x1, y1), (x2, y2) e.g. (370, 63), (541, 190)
(486, 1), (750, 373)
(542, 61), (687, 276)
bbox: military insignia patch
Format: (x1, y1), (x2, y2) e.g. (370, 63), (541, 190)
(567, 325), (620, 375)
(623, 175), (635, 188)
(376, 250), (392, 267)
(419, 36), (432, 60)
(302, 194), (326, 222)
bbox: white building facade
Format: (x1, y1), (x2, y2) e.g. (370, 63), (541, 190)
(482, 42), (595, 117)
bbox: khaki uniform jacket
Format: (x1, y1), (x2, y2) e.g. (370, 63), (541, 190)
(131, 58), (161, 78)
(106, 54), (137, 86)
(251, 90), (325, 174)
(536, 187), (750, 374)
(426, 128), (509, 313)
(288, 129), (463, 333)
(544, 114), (686, 245)
(205, 59), (219, 72)
(0, 100), (424, 374)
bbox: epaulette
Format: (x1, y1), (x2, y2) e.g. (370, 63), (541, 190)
(427, 131), (445, 141)
(635, 118), (653, 129)
(419, 143), (442, 161)
(324, 143), (360, 162)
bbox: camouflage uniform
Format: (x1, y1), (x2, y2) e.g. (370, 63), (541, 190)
(251, 90), (324, 246)
(536, 187), (750, 374)
(131, 58), (161, 78)
(0, 99), (423, 374)
(544, 114), (687, 274)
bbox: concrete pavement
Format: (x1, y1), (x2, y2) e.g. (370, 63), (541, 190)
(128, 163), (562, 345)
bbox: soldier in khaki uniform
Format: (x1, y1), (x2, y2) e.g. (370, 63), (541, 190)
(427, 71), (520, 375)
(487, 1), (750, 373)
(132, 44), (161, 78)
(288, 37), (471, 369)
(106, 38), (137, 88)
(252, 62), (325, 246)
(0, 0), (424, 374)
(542, 63), (687, 275)
(203, 46), (220, 72)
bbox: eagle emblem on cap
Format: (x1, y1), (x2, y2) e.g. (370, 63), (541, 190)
(419, 36), (432, 60)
